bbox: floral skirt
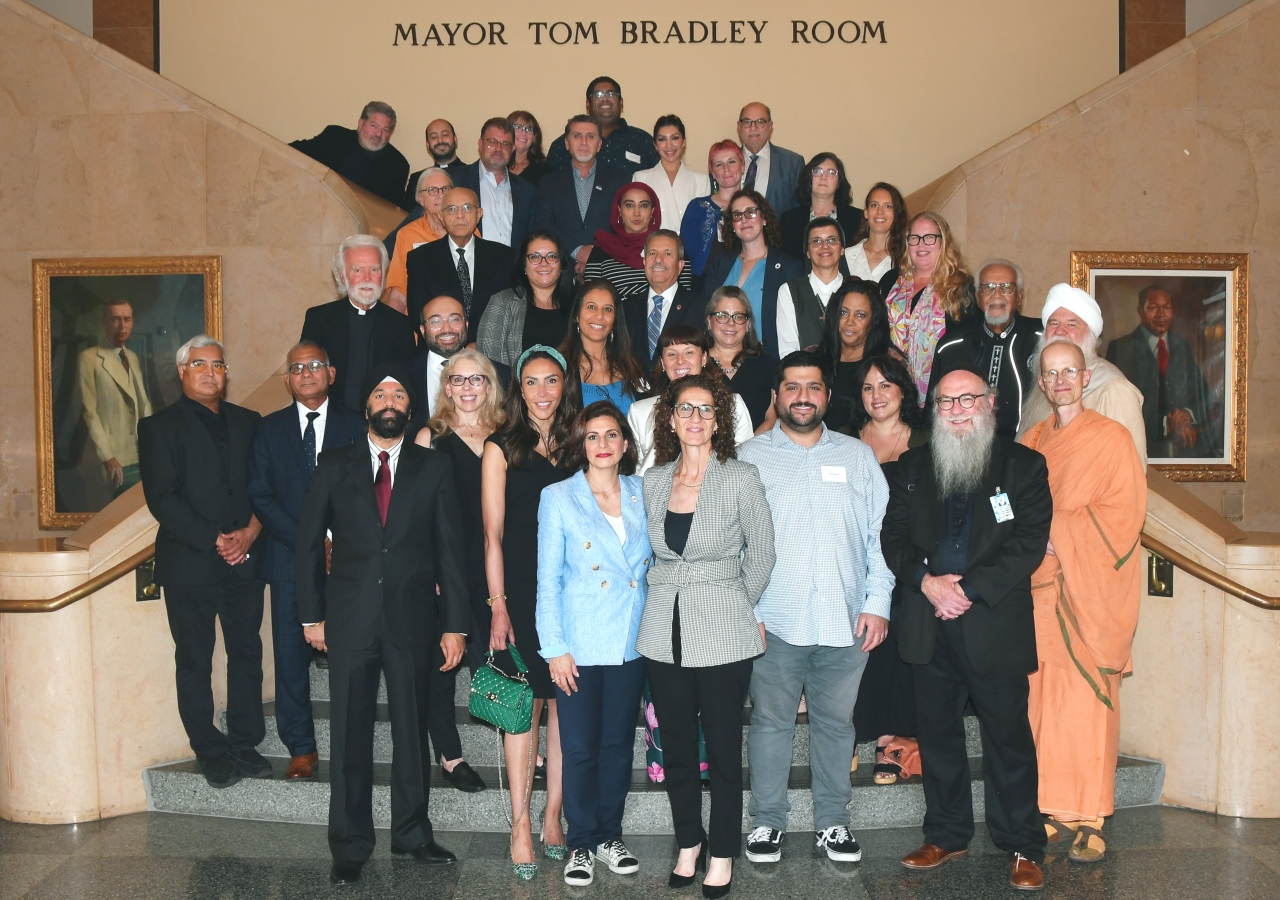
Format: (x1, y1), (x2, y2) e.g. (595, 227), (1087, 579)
(642, 679), (709, 783)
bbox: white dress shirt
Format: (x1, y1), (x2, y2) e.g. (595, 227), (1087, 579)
(633, 163), (711, 232)
(449, 236), (476, 287)
(775, 272), (845, 355)
(742, 142), (772, 200)
(646, 282), (681, 334)
(478, 163), (514, 246)
(296, 397), (329, 451)
(628, 392), (755, 474)
(368, 435), (404, 486)
(425, 351), (448, 416)
(844, 240), (894, 282)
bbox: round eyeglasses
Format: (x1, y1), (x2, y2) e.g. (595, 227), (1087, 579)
(287, 360), (328, 375)
(674, 403), (716, 419)
(935, 393), (985, 410)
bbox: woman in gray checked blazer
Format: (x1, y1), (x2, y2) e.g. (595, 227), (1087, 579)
(637, 372), (775, 898)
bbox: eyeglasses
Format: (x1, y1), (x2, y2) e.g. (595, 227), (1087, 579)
(710, 311), (749, 325)
(1043, 367), (1081, 382)
(674, 403), (716, 419)
(906, 233), (942, 246)
(730, 207), (761, 222)
(186, 359), (228, 373)
(443, 204), (478, 215)
(738, 117), (770, 128)
(527, 252), (560, 264)
(512, 123), (535, 134)
(808, 235), (841, 248)
(978, 282), (1018, 296)
(418, 185), (450, 197)
(426, 314), (466, 327)
(287, 360), (328, 375)
(935, 393), (985, 410)
(483, 138), (514, 151)
(590, 90), (619, 100)
(811, 167), (840, 178)
(447, 374), (488, 387)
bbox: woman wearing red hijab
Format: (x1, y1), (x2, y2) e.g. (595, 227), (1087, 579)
(585, 181), (693, 298)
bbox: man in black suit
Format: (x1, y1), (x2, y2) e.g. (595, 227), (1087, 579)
(450, 117), (535, 250)
(621, 230), (708, 372)
(405, 187), (514, 342)
(402, 118), (471, 210)
(137, 336), (270, 789)
(296, 363), (469, 885)
(246, 341), (366, 781)
(533, 115), (630, 279)
(300, 235), (418, 415)
(291, 102), (410, 208)
(881, 367), (1052, 892)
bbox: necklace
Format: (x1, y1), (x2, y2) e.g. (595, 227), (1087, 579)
(589, 480), (617, 496)
(713, 356), (738, 376)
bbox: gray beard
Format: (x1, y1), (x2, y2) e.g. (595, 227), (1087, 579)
(931, 404), (997, 499)
(985, 309), (1011, 329)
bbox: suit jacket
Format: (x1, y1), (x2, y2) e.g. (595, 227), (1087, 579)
(635, 456), (775, 667)
(700, 247), (805, 358)
(289, 125), (409, 209)
(401, 159), (473, 211)
(78, 343), (152, 466)
(761, 142), (806, 216)
(404, 237), (515, 343)
(621, 285), (710, 372)
(881, 439), (1052, 676)
(451, 162), (536, 250)
(246, 401), (367, 582)
(294, 440), (468, 651)
(532, 163), (630, 256)
(299, 299), (418, 414)
(138, 398), (264, 587)
(779, 204), (864, 259)
(406, 351), (511, 441)
(1105, 326), (1218, 456)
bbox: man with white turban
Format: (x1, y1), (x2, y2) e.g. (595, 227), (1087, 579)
(1017, 284), (1147, 467)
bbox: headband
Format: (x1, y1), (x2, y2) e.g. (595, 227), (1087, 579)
(515, 344), (568, 378)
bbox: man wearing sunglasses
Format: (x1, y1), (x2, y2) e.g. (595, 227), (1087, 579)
(735, 102), (805, 215)
(451, 118), (535, 249)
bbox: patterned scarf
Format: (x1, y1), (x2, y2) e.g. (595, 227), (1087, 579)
(884, 274), (947, 405)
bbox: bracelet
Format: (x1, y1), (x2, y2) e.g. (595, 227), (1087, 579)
(486, 593), (507, 607)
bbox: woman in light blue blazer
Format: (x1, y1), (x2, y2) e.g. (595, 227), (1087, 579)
(537, 400), (652, 887)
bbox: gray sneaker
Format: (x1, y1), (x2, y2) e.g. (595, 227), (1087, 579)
(564, 847), (594, 885)
(596, 838), (639, 874)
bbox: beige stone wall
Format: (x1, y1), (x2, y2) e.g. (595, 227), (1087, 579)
(920, 0), (1280, 530)
(0, 0), (367, 541)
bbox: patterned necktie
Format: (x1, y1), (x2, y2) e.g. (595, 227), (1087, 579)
(374, 450), (391, 527)
(648, 294), (665, 359)
(744, 154), (759, 192)
(456, 247), (473, 314)
(118, 349), (131, 375)
(302, 412), (319, 473)
(1156, 337), (1169, 377)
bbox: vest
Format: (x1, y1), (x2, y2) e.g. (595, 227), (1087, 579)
(789, 276), (828, 351)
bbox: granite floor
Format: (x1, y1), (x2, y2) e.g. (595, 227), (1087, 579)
(3, 806), (1280, 899)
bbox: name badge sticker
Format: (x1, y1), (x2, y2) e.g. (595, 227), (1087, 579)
(626, 151), (642, 164)
(990, 491), (1014, 523)
(821, 466), (847, 483)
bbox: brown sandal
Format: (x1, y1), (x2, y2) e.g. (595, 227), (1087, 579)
(1069, 823), (1106, 863)
(1044, 817), (1077, 844)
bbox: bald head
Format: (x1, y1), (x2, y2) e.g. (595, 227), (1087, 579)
(442, 187), (481, 244)
(1038, 339), (1091, 414)
(426, 119), (458, 164)
(420, 294), (467, 357)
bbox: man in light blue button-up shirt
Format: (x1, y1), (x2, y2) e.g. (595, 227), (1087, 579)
(737, 350), (894, 864)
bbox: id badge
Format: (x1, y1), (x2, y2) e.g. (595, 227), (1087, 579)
(989, 491), (1014, 523)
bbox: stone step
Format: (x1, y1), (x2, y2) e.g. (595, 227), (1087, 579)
(145, 755), (1164, 833)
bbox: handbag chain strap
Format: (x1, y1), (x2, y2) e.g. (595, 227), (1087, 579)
(497, 723), (537, 833)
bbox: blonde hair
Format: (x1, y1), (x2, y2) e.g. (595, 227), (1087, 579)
(901, 211), (973, 320)
(426, 349), (506, 437)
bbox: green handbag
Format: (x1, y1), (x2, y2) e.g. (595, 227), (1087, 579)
(468, 644), (534, 735)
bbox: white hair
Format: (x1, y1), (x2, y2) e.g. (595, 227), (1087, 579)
(974, 257), (1024, 294)
(176, 334), (225, 366)
(415, 166), (453, 193)
(331, 234), (390, 298)
(931, 398), (998, 499)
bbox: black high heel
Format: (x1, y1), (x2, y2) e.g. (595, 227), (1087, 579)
(668, 842), (706, 888)
(701, 864), (732, 900)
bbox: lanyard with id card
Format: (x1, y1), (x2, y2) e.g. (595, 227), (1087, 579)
(989, 487), (1014, 523)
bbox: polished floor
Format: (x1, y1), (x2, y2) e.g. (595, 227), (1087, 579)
(3, 806), (1280, 899)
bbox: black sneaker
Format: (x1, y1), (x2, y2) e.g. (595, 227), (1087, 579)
(228, 747), (274, 779)
(815, 825), (862, 862)
(564, 847), (594, 885)
(745, 826), (784, 863)
(196, 753), (241, 788)
(595, 838), (639, 874)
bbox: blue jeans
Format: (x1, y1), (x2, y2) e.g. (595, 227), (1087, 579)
(269, 581), (316, 757)
(555, 657), (646, 850)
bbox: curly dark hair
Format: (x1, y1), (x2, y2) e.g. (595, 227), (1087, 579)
(648, 323), (712, 395)
(558, 278), (647, 400)
(719, 190), (782, 253)
(498, 349), (582, 470)
(796, 152), (853, 209)
(817, 279), (894, 377)
(850, 182), (908, 267)
(561, 400), (639, 475)
(652, 372), (738, 466)
(844, 353), (926, 436)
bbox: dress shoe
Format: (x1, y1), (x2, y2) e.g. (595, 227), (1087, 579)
(196, 753), (241, 789)
(228, 747), (274, 779)
(285, 751), (319, 781)
(668, 842), (706, 888)
(329, 860), (363, 885)
(313, 650), (329, 670)
(900, 843), (968, 870)
(441, 760), (486, 793)
(1010, 853), (1044, 891)
(702, 871), (732, 899)
(392, 842), (457, 865)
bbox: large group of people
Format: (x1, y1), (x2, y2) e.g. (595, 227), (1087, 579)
(133, 78), (1163, 896)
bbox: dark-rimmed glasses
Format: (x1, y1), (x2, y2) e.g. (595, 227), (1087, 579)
(935, 393), (985, 410)
(710, 311), (750, 325)
(730, 207), (760, 222)
(447, 374), (489, 388)
(906, 233), (942, 246)
(527, 252), (560, 264)
(675, 403), (716, 419)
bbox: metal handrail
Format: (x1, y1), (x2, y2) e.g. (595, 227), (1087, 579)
(1141, 533), (1280, 610)
(0, 546), (155, 613)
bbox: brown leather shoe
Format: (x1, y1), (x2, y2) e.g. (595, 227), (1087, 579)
(285, 751), (319, 781)
(901, 844), (968, 870)
(1010, 853), (1044, 891)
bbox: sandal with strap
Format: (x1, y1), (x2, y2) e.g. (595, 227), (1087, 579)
(1069, 823), (1106, 863)
(1044, 817), (1078, 844)
(872, 745), (899, 785)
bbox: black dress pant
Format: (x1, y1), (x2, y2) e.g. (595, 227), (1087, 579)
(164, 581), (265, 758)
(328, 609), (436, 863)
(426, 641), (463, 762)
(913, 617), (1046, 863)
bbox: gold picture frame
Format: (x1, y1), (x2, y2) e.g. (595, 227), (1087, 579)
(1070, 251), (1248, 481)
(33, 256), (223, 530)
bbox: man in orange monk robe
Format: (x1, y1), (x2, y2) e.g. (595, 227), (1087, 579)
(1020, 339), (1146, 865)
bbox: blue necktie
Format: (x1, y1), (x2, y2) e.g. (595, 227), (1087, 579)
(648, 294), (665, 359)
(744, 154), (759, 192)
(303, 412), (319, 473)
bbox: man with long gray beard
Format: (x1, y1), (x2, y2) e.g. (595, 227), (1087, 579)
(882, 367), (1053, 892)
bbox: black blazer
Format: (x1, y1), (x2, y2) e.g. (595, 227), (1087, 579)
(404, 237), (515, 343)
(621, 285), (710, 372)
(881, 438), (1052, 676)
(700, 247), (805, 359)
(289, 125), (409, 209)
(138, 399), (264, 587)
(246, 402), (367, 583)
(299, 299), (418, 414)
(294, 441), (469, 651)
(532, 163), (630, 256)
(401, 158), (473, 211)
(451, 162), (536, 252)
(779, 205), (864, 260)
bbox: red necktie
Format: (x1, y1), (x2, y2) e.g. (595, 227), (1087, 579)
(1156, 337), (1169, 377)
(374, 450), (391, 527)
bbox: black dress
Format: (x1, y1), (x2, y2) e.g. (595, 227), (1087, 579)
(824, 359), (862, 433)
(514, 161), (551, 187)
(433, 432), (490, 668)
(718, 351), (779, 431)
(521, 299), (570, 352)
(486, 432), (569, 698)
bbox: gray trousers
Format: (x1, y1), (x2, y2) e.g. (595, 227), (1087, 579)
(747, 633), (869, 831)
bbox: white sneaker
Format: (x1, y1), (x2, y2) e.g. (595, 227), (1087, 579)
(745, 826), (784, 863)
(595, 838), (639, 874)
(564, 847), (594, 885)
(816, 825), (862, 862)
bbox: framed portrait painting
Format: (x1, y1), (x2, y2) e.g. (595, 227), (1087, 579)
(1070, 251), (1248, 481)
(33, 256), (223, 530)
